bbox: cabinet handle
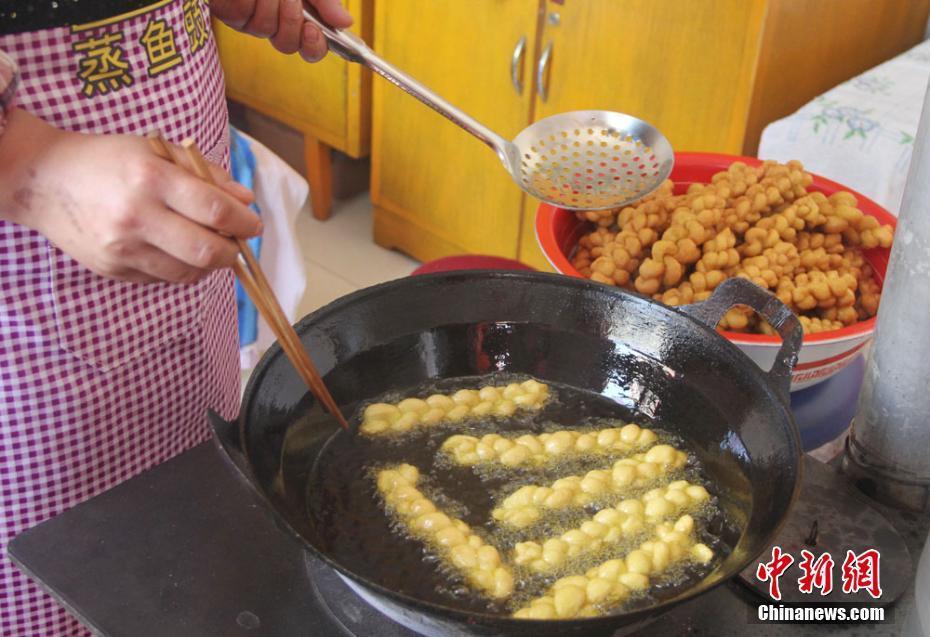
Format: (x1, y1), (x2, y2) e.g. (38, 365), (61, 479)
(537, 42), (553, 102)
(511, 35), (527, 95)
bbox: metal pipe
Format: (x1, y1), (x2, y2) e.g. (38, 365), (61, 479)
(843, 79), (930, 512)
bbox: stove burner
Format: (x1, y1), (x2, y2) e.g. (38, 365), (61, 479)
(738, 456), (912, 604)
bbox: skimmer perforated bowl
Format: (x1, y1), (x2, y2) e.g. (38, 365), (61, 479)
(512, 111), (673, 210)
(304, 7), (674, 210)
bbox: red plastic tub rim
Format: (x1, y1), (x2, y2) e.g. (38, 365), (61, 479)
(535, 152), (897, 346)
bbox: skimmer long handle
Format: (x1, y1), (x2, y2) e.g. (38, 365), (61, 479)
(302, 5), (511, 161)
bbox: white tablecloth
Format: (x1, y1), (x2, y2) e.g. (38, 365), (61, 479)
(759, 39), (930, 216)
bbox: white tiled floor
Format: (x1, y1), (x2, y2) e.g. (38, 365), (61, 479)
(294, 191), (420, 317)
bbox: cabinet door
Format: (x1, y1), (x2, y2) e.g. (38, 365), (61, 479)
(371, 0), (539, 261)
(531, 0), (766, 151)
(518, 0), (766, 268)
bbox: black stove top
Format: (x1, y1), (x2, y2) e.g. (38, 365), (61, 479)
(8, 442), (927, 636)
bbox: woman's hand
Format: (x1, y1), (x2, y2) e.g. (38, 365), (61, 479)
(0, 109), (261, 285)
(212, 0), (353, 61)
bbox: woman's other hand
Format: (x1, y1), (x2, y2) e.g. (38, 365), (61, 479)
(212, 0), (353, 62)
(0, 109), (261, 284)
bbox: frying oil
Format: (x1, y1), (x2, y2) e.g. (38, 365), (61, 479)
(305, 373), (732, 617)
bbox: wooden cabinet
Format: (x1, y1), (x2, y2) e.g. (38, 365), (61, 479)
(371, 0), (540, 263)
(213, 0), (373, 220)
(368, 0), (929, 267)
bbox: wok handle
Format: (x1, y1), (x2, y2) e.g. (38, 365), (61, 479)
(681, 278), (802, 398)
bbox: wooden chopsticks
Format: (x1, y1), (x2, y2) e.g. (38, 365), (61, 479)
(147, 132), (349, 430)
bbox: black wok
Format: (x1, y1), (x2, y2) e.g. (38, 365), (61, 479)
(211, 271), (803, 636)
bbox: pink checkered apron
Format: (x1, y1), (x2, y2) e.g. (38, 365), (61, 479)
(0, 2), (240, 634)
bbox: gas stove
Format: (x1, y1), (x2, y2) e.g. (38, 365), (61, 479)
(7, 441), (926, 636)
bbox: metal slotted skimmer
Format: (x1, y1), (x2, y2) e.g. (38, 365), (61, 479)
(304, 8), (674, 211)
